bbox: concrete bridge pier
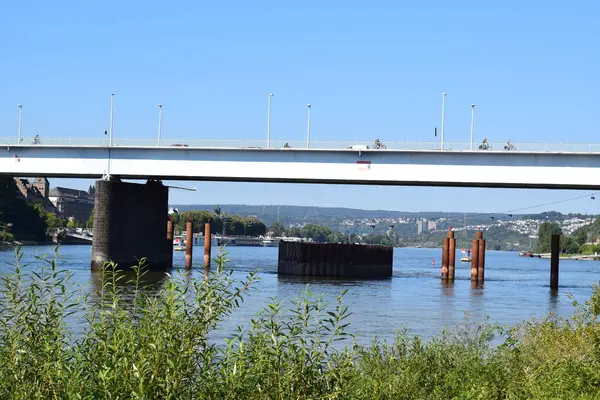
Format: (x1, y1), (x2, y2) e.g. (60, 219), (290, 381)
(91, 179), (172, 270)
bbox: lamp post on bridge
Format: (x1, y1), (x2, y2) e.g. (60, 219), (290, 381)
(109, 93), (115, 146)
(157, 104), (163, 146)
(306, 104), (311, 148)
(441, 92), (446, 150)
(17, 104), (22, 144)
(267, 93), (274, 148)
(470, 104), (475, 150)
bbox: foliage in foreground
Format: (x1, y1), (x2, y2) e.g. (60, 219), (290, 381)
(2, 248), (600, 398)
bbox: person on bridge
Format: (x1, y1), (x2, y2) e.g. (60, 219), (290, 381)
(504, 140), (512, 150)
(479, 138), (489, 150)
(284, 143), (291, 148)
(32, 135), (40, 145)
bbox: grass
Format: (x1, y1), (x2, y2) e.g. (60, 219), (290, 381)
(2, 246), (600, 399)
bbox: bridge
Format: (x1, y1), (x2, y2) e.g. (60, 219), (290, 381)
(4, 136), (599, 271)
(2, 137), (600, 190)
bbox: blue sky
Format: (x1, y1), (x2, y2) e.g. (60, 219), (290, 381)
(1, 0), (599, 214)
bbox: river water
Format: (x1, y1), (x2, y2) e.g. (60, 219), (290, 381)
(1, 245), (598, 344)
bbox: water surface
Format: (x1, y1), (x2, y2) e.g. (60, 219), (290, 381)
(1, 245), (597, 344)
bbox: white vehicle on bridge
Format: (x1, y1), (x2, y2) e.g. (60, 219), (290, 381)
(347, 144), (369, 150)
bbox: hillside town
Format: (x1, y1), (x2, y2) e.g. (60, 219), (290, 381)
(336, 215), (595, 239)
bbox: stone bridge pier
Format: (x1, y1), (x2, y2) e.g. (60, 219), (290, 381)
(91, 179), (172, 270)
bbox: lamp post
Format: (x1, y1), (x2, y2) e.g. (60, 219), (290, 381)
(17, 104), (22, 143)
(470, 104), (475, 150)
(109, 93), (115, 146)
(441, 92), (446, 150)
(306, 104), (311, 148)
(267, 93), (274, 148)
(157, 104), (163, 146)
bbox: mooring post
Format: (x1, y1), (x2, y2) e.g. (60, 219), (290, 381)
(185, 218), (193, 269)
(550, 234), (560, 289)
(471, 238), (479, 281)
(204, 219), (212, 268)
(441, 237), (449, 279)
(166, 217), (174, 268)
(477, 239), (486, 283)
(448, 231), (456, 280)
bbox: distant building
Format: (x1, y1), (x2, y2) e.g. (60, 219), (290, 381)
(14, 177), (56, 213)
(417, 219), (426, 235)
(428, 220), (437, 231)
(48, 187), (95, 222)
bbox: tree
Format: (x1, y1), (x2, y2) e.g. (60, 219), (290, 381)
(86, 213), (94, 229)
(269, 222), (285, 237)
(0, 178), (48, 241)
(46, 212), (66, 229)
(561, 236), (579, 254)
(534, 222), (563, 253)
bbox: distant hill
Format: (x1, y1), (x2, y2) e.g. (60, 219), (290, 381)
(170, 204), (598, 251)
(171, 204), (595, 228)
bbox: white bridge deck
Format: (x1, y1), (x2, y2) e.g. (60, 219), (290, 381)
(2, 137), (600, 189)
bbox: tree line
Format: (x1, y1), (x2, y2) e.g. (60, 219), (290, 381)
(172, 209), (267, 236)
(269, 222), (402, 246)
(534, 220), (600, 255)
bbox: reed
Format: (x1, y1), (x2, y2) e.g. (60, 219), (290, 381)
(1, 246), (600, 399)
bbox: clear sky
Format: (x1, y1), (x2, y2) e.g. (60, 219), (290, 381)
(1, 0), (599, 214)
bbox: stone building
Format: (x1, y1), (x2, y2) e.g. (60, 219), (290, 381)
(14, 177), (57, 213)
(48, 186), (95, 222)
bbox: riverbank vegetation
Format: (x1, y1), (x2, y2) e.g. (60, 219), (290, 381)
(0, 178), (48, 241)
(3, 248), (600, 398)
(172, 209), (267, 236)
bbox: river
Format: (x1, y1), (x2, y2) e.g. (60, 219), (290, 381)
(1, 245), (598, 344)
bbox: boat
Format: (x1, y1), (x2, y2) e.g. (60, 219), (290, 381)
(217, 236), (281, 247)
(460, 249), (472, 262)
(519, 251), (541, 258)
(262, 238), (279, 247)
(174, 245), (185, 251)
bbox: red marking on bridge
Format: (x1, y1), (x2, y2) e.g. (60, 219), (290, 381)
(356, 160), (371, 170)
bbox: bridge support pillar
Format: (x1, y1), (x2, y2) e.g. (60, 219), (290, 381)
(91, 179), (171, 270)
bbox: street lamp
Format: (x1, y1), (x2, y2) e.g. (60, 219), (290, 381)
(267, 93), (274, 148)
(441, 92), (446, 150)
(17, 104), (22, 143)
(306, 104), (311, 148)
(109, 93), (115, 146)
(157, 104), (163, 146)
(470, 104), (475, 150)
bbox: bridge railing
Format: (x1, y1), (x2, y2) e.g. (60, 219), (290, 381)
(2, 136), (600, 153)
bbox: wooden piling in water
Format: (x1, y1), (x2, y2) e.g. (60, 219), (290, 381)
(477, 239), (486, 282)
(471, 239), (479, 281)
(441, 237), (449, 279)
(448, 231), (456, 280)
(550, 234), (560, 289)
(204, 219), (212, 268)
(185, 219), (193, 269)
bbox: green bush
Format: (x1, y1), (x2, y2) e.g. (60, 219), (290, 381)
(0, 230), (14, 242)
(3, 247), (600, 398)
(579, 243), (600, 255)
